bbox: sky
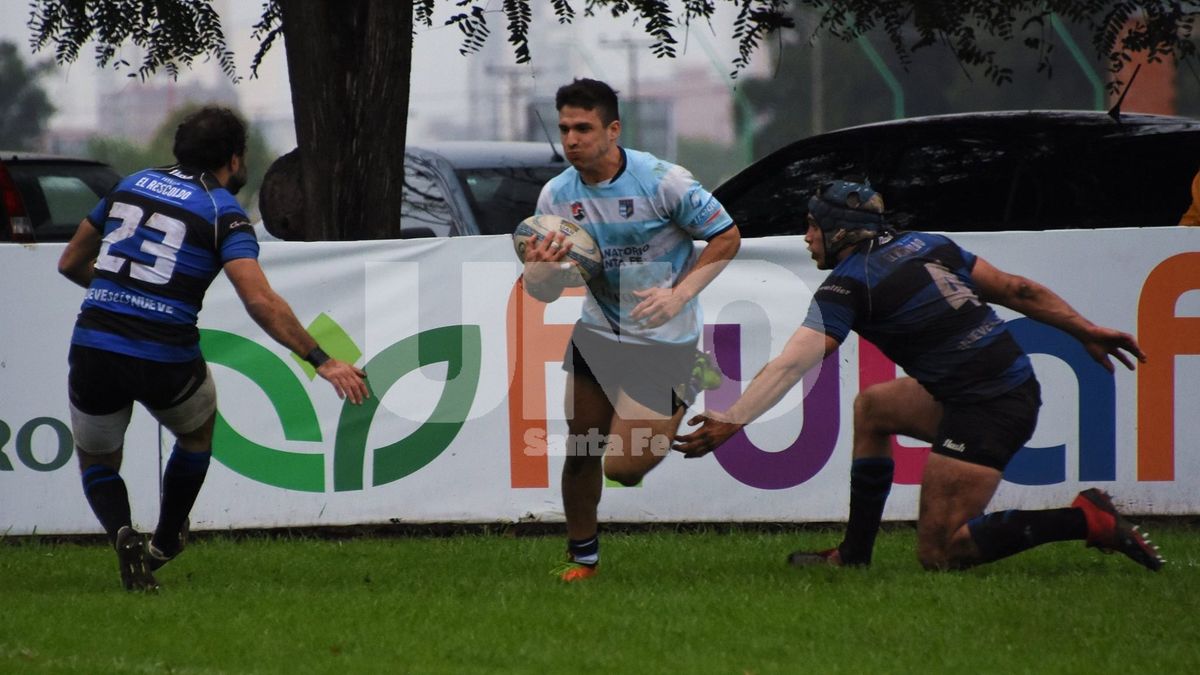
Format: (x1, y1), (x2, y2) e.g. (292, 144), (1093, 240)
(0, 1), (759, 146)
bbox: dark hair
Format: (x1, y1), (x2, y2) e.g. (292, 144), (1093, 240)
(173, 106), (247, 170)
(555, 78), (620, 126)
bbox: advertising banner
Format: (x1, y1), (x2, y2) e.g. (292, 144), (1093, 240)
(2, 228), (1198, 535)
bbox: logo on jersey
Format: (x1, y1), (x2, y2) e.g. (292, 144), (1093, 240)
(571, 201), (586, 221)
(619, 199), (634, 219)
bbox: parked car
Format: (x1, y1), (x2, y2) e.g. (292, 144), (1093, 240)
(0, 152), (122, 243)
(256, 140), (568, 241)
(714, 111), (1200, 236)
(403, 141), (568, 237)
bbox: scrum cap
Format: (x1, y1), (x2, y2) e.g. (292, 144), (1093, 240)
(807, 180), (887, 258)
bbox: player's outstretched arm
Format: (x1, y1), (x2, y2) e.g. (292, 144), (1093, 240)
(673, 327), (837, 457)
(971, 257), (1145, 372)
(223, 258), (369, 404)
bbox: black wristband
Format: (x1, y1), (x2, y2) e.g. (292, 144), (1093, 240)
(304, 347), (331, 369)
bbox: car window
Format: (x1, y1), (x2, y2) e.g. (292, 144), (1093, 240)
(455, 166), (561, 235)
(879, 136), (1025, 231)
(401, 160), (454, 237)
(1068, 132), (1198, 228)
(6, 162), (119, 241)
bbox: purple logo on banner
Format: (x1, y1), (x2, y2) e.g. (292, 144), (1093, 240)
(706, 324), (839, 490)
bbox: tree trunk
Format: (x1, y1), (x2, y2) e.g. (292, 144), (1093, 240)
(277, 0), (412, 240)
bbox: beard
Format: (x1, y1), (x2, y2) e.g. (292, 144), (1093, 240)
(226, 164), (248, 195)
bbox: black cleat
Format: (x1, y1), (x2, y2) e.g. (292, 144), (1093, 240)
(787, 547), (846, 567)
(1072, 488), (1165, 572)
(115, 526), (160, 592)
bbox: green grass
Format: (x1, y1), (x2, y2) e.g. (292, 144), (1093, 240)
(3, 524), (1198, 674)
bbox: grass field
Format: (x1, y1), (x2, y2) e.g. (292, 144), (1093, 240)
(3, 523), (1198, 674)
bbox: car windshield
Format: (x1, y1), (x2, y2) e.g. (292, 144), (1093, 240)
(7, 162), (119, 241)
(455, 166), (562, 235)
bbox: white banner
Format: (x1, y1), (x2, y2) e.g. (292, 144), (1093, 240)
(2, 228), (1198, 535)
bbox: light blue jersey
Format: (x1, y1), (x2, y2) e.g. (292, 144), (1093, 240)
(535, 148), (733, 345)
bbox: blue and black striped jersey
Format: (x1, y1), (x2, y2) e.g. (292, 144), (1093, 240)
(71, 166), (260, 362)
(803, 231), (1033, 403)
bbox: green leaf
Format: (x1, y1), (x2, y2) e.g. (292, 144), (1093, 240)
(333, 325), (481, 491)
(292, 313), (363, 380)
(201, 329), (325, 492)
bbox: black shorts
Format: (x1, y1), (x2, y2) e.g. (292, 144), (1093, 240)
(68, 344), (208, 415)
(931, 376), (1042, 471)
(563, 322), (696, 417)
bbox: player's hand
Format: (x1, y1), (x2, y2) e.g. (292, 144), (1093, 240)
(672, 411), (744, 458)
(631, 287), (687, 328)
(316, 359), (370, 404)
(1081, 325), (1146, 372)
(523, 232), (572, 263)
(522, 232), (574, 286)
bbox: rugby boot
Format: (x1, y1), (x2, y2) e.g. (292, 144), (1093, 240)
(787, 545), (875, 567)
(1072, 488), (1165, 572)
(678, 350), (723, 403)
(552, 556), (598, 582)
(115, 526), (160, 592)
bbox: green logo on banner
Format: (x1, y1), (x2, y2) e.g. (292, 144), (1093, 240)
(200, 316), (481, 492)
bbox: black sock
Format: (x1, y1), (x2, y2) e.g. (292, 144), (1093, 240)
(81, 464), (131, 546)
(967, 508), (1088, 563)
(838, 457), (894, 565)
(567, 535), (600, 566)
(153, 444), (211, 555)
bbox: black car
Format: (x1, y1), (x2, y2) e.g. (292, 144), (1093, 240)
(0, 152), (122, 243)
(402, 141), (568, 237)
(714, 111), (1200, 236)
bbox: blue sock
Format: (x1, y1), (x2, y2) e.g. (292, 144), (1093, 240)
(568, 536), (600, 566)
(968, 508), (1087, 563)
(839, 457), (894, 565)
(81, 464), (131, 546)
(153, 444), (211, 555)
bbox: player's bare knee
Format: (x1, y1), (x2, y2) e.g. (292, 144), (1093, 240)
(917, 545), (953, 571)
(916, 525), (954, 570)
(853, 391), (886, 433)
(603, 464), (644, 487)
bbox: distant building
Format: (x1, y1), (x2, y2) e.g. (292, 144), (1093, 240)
(647, 65), (735, 147)
(95, 74), (238, 142)
(40, 127), (96, 156)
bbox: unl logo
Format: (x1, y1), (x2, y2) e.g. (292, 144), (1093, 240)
(619, 199), (634, 219)
(200, 315), (482, 493)
(571, 201), (585, 221)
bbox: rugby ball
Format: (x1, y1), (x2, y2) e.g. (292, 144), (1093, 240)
(512, 214), (603, 285)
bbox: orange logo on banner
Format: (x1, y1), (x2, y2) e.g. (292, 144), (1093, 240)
(506, 279), (585, 488)
(1138, 252), (1200, 481)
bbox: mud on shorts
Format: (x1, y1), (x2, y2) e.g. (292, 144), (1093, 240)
(562, 322), (698, 418)
(932, 376), (1042, 471)
(68, 344), (216, 454)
